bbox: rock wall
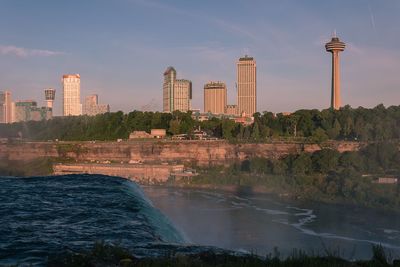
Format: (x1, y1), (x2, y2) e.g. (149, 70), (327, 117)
(0, 140), (364, 166)
(53, 163), (183, 184)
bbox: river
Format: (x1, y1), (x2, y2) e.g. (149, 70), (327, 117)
(143, 186), (400, 260)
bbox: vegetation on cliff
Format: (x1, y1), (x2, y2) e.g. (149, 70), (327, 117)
(47, 242), (400, 267)
(189, 142), (400, 209)
(0, 104), (399, 142)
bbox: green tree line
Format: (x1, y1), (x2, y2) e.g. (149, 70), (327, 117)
(0, 104), (399, 142)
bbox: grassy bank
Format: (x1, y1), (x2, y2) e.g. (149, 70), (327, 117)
(46, 242), (400, 267)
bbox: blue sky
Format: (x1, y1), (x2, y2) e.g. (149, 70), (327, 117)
(0, 0), (399, 115)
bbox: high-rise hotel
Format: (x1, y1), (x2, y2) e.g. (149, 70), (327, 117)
(237, 55), (257, 117)
(204, 81), (227, 114)
(62, 74), (82, 116)
(0, 90), (14, 123)
(163, 67), (192, 113)
(83, 94), (110, 116)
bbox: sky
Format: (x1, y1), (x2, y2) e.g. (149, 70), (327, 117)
(0, 0), (399, 115)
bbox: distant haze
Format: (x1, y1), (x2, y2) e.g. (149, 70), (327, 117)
(0, 0), (399, 116)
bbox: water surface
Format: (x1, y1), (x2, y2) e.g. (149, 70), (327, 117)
(0, 175), (184, 266)
(143, 186), (400, 259)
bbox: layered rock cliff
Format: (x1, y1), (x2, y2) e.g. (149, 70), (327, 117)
(0, 140), (364, 166)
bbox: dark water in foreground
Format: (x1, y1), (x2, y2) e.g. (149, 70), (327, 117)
(143, 186), (400, 259)
(0, 175), (188, 266)
(1, 175), (400, 265)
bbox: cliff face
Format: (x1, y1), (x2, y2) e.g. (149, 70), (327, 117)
(0, 140), (364, 166)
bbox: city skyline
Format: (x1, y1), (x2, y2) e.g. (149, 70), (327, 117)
(0, 0), (400, 116)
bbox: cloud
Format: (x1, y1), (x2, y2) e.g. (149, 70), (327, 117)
(368, 4), (376, 32)
(213, 18), (259, 41)
(0, 45), (64, 58)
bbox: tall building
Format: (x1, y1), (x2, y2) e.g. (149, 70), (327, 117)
(325, 35), (346, 110)
(85, 94), (98, 108)
(204, 81), (227, 114)
(83, 94), (110, 116)
(44, 88), (56, 109)
(15, 100), (36, 122)
(0, 91), (13, 123)
(162, 67), (192, 113)
(62, 74), (81, 116)
(14, 100), (52, 122)
(163, 67), (176, 113)
(174, 79), (192, 112)
(237, 55), (256, 117)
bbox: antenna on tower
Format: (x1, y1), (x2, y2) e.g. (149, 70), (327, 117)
(334, 29), (337, 38)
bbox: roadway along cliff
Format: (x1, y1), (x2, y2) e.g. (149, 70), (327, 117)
(0, 140), (364, 166)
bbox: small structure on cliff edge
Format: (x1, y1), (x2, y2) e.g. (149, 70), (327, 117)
(129, 131), (152, 139)
(129, 129), (167, 139)
(150, 129), (166, 139)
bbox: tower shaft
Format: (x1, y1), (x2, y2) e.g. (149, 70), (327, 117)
(331, 51), (341, 110)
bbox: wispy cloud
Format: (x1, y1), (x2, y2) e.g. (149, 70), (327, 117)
(213, 18), (259, 41)
(0, 45), (64, 58)
(130, 0), (264, 45)
(368, 4), (376, 32)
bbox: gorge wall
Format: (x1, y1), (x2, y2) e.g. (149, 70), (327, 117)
(0, 140), (364, 166)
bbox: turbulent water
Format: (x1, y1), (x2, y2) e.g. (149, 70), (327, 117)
(0, 174), (189, 266)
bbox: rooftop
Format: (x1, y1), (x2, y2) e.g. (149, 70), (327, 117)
(62, 74), (80, 79)
(204, 81), (226, 89)
(176, 79), (192, 83)
(164, 66), (176, 75)
(239, 55), (254, 61)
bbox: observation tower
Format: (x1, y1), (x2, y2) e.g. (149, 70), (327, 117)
(325, 34), (346, 110)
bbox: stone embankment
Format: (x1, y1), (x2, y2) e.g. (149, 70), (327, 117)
(0, 140), (364, 167)
(53, 163), (184, 184)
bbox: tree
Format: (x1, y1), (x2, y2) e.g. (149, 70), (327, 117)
(221, 119), (236, 140)
(235, 124), (245, 140)
(312, 149), (340, 173)
(310, 128), (329, 143)
(327, 119), (341, 139)
(342, 116), (354, 138)
(240, 160), (251, 172)
(168, 119), (181, 135)
(243, 126), (251, 140)
(251, 122), (260, 141)
(270, 159), (288, 175)
(339, 151), (363, 172)
(292, 153), (313, 175)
